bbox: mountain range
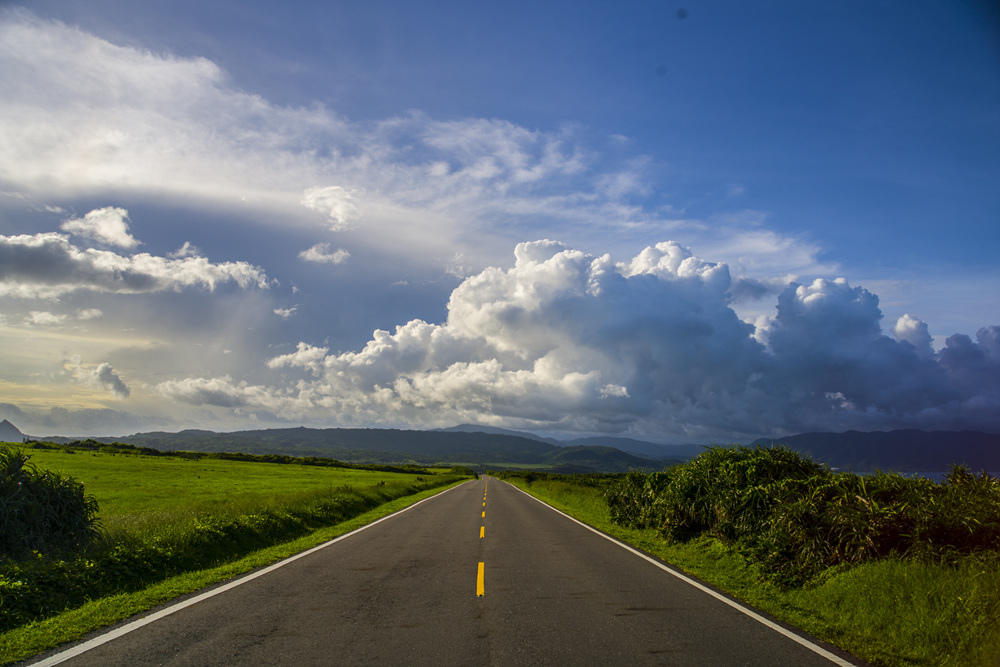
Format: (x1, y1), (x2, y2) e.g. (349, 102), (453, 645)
(4, 418), (998, 474)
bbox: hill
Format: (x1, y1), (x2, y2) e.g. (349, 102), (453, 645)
(0, 419), (24, 442)
(753, 430), (1000, 472)
(563, 436), (705, 461)
(54, 426), (666, 473)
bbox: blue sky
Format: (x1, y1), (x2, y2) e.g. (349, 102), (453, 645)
(1, 1), (997, 442)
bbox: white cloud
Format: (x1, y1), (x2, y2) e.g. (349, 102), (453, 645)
(169, 242), (202, 259)
(0, 11), (831, 279)
(301, 187), (360, 231)
(248, 241), (999, 438)
(76, 308), (103, 320)
(26, 311), (67, 327)
(273, 307), (298, 320)
(0, 230), (268, 298)
(60, 206), (138, 248)
(892, 313), (934, 359)
(298, 243), (350, 265)
(267, 342), (329, 376)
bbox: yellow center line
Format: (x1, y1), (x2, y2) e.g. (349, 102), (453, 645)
(481, 511), (485, 517)
(480, 526), (485, 538)
(477, 562), (485, 596)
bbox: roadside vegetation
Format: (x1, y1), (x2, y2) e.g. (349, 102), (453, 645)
(495, 447), (1000, 667)
(0, 442), (471, 663)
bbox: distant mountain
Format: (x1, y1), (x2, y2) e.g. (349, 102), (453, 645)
(0, 419), (24, 443)
(544, 446), (669, 473)
(435, 423), (562, 445)
(563, 436), (705, 461)
(75, 426), (666, 473)
(753, 430), (1000, 472)
(439, 425), (703, 461)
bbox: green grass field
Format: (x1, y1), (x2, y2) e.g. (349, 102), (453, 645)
(20, 448), (439, 533)
(500, 475), (1000, 667)
(0, 445), (470, 663)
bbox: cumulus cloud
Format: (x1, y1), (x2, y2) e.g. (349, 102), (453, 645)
(273, 307), (298, 320)
(298, 243), (350, 265)
(892, 313), (934, 359)
(251, 241), (1000, 438)
(0, 228), (268, 298)
(60, 206), (138, 248)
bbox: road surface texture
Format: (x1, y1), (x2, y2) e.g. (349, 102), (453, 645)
(27, 478), (863, 666)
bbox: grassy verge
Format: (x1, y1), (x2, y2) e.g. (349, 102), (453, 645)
(500, 475), (1000, 667)
(0, 479), (468, 665)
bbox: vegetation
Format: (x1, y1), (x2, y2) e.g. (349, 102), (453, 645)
(0, 443), (470, 652)
(605, 445), (1000, 586)
(0, 448), (100, 560)
(496, 448), (1000, 667)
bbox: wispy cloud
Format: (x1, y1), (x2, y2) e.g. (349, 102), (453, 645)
(298, 243), (350, 265)
(0, 10), (830, 278)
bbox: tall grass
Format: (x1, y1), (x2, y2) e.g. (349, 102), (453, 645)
(605, 446), (1000, 586)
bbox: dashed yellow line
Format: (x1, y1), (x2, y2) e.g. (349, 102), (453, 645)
(477, 562), (485, 596)
(480, 526), (485, 538)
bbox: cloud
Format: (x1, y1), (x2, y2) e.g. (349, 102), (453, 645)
(91, 362), (130, 399)
(892, 313), (934, 359)
(0, 10), (831, 279)
(25, 311), (67, 327)
(301, 187), (360, 231)
(0, 226), (268, 298)
(298, 243), (350, 265)
(169, 242), (202, 259)
(154, 375), (285, 412)
(273, 307), (298, 320)
(60, 206), (139, 248)
(249, 241), (1000, 438)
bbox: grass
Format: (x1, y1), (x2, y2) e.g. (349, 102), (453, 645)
(18, 447), (429, 516)
(0, 446), (471, 664)
(501, 475), (1000, 667)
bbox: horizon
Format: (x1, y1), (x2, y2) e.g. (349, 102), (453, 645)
(1, 2), (998, 443)
(2, 417), (998, 449)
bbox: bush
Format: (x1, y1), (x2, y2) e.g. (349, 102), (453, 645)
(0, 447), (100, 559)
(606, 446), (1000, 586)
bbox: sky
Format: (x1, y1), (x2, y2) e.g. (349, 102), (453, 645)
(0, 1), (998, 443)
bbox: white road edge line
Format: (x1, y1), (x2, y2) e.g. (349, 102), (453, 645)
(31, 480), (473, 666)
(504, 479), (857, 667)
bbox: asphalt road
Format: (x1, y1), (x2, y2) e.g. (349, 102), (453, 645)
(29, 478), (862, 666)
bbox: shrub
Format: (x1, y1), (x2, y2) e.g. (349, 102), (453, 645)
(605, 446), (1000, 586)
(0, 447), (100, 560)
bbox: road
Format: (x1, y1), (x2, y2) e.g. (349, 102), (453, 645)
(28, 478), (862, 666)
